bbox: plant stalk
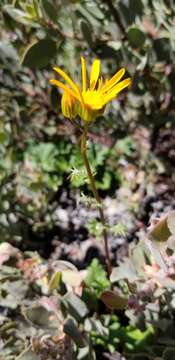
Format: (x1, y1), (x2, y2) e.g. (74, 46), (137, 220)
(80, 125), (112, 276)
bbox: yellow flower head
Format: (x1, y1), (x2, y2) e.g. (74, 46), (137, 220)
(50, 57), (131, 123)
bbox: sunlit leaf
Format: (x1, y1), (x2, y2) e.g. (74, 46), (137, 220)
(48, 271), (61, 291)
(63, 293), (89, 321)
(148, 215), (171, 243)
(101, 290), (127, 310)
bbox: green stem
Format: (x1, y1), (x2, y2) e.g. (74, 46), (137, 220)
(80, 126), (112, 276)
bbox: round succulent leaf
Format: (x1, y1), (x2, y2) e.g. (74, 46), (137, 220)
(21, 39), (57, 69)
(24, 305), (58, 328)
(127, 27), (146, 48)
(100, 290), (128, 310)
(63, 292), (89, 321)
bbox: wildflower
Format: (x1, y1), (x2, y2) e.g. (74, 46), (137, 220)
(50, 57), (131, 123)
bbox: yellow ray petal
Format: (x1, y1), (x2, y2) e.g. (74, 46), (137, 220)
(61, 92), (77, 119)
(53, 66), (81, 99)
(103, 78), (131, 104)
(90, 59), (101, 90)
(50, 79), (79, 99)
(81, 56), (87, 92)
(102, 68), (125, 93)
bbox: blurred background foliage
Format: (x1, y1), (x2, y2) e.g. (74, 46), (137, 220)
(0, 0), (175, 252)
(1, 0), (175, 359)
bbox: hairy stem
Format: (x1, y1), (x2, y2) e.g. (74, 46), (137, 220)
(80, 126), (112, 276)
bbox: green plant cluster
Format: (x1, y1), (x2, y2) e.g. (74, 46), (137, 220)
(0, 242), (154, 360)
(1, 211), (175, 359)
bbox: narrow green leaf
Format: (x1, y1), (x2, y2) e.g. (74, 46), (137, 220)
(49, 271), (61, 292)
(80, 20), (93, 48)
(3, 5), (33, 25)
(42, 0), (58, 23)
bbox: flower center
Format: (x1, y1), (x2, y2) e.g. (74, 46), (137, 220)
(82, 90), (104, 110)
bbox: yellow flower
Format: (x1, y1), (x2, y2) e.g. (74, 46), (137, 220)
(61, 91), (77, 119)
(50, 57), (131, 123)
